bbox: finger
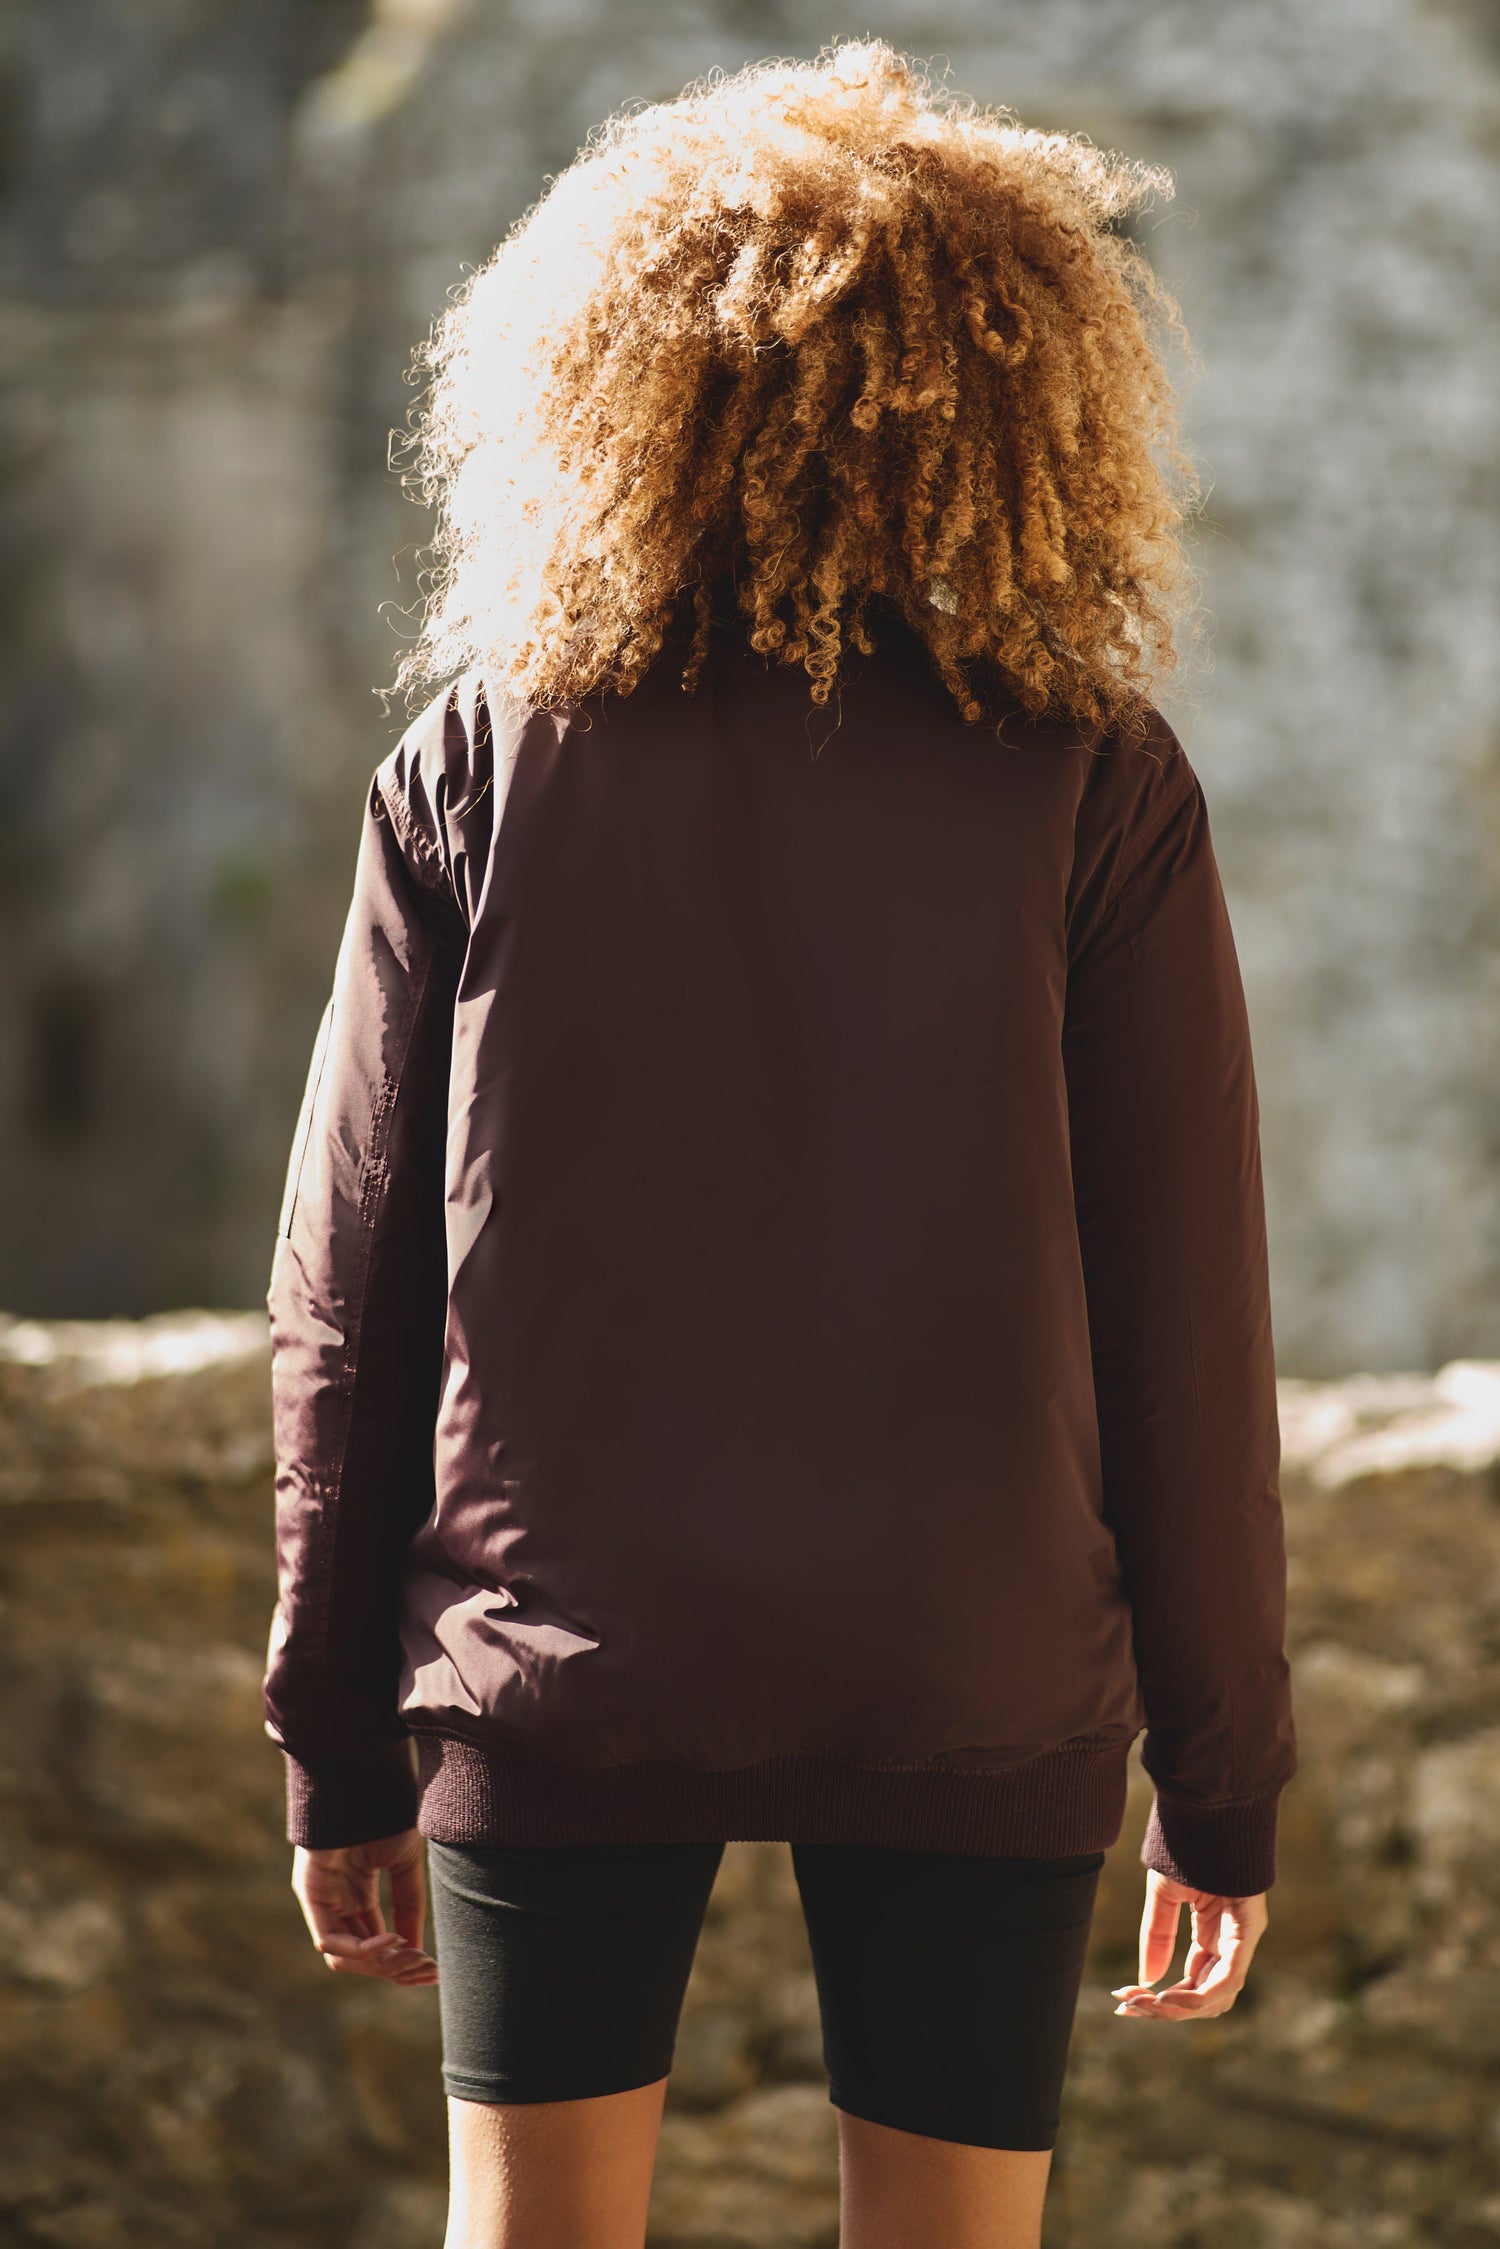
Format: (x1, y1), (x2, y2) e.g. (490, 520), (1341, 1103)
(1158, 1967), (1245, 2012)
(324, 1909), (385, 1948)
(1196, 1915), (1252, 1995)
(302, 1892), (391, 1951)
(1148, 1935), (1252, 2016)
(1115, 1977), (1223, 2017)
(363, 1945), (439, 1982)
(1179, 1945), (1217, 1991)
(1226, 1898), (1269, 1969)
(389, 1851), (428, 1954)
(294, 1863), (381, 1932)
(1139, 1988), (1237, 2019)
(390, 1961), (440, 1986)
(317, 1930), (409, 1964)
(1139, 1884), (1183, 1986)
(300, 1896), (359, 1949)
(323, 1943), (436, 1980)
(320, 1925), (439, 1974)
(1187, 1899), (1224, 1980)
(1181, 1918), (1222, 1989)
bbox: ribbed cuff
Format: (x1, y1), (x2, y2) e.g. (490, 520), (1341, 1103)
(283, 1737), (419, 1849)
(1140, 1788), (1282, 1896)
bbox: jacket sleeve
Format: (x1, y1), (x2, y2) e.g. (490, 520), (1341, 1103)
(262, 743), (468, 1849)
(1062, 747), (1297, 1896)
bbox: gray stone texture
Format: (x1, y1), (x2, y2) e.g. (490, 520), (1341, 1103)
(1, 1), (1497, 1362)
(5, 1306), (1500, 2244)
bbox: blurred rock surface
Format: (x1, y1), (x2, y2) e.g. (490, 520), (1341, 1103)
(2, 1), (1498, 1378)
(3, 1309), (1500, 2243)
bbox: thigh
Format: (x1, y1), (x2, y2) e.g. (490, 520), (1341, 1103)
(790, 1841), (1105, 2152)
(427, 1838), (724, 2106)
(444, 2080), (670, 2249)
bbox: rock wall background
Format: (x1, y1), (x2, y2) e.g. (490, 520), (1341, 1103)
(5, 1308), (1500, 2248)
(0, 0), (1498, 1373)
(6, 10), (1498, 2236)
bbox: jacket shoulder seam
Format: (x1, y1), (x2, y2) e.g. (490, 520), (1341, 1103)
(1100, 751), (1198, 922)
(377, 764), (450, 895)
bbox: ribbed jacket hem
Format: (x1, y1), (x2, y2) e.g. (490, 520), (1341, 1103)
(410, 1728), (1134, 1858)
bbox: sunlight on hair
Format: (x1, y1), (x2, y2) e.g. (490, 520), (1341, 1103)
(392, 36), (1206, 742)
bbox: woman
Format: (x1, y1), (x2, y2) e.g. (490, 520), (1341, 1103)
(263, 39), (1296, 2249)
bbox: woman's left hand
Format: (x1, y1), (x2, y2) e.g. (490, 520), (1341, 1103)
(290, 1827), (439, 1985)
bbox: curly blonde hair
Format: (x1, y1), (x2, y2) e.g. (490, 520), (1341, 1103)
(394, 37), (1205, 741)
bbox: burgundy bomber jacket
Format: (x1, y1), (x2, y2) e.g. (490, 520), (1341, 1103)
(262, 608), (1297, 1895)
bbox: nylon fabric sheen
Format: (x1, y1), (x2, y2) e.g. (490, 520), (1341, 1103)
(262, 611), (1297, 1895)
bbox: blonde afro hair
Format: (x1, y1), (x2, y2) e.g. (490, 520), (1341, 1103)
(394, 37), (1204, 741)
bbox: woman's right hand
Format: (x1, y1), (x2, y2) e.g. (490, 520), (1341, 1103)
(1111, 1870), (1268, 2020)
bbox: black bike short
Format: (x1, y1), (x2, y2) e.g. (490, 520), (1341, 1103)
(426, 1837), (1104, 2152)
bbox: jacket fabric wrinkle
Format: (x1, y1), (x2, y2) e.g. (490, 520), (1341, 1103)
(263, 614), (1297, 1894)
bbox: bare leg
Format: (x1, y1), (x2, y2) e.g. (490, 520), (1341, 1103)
(443, 2079), (668, 2249)
(835, 2109), (1054, 2249)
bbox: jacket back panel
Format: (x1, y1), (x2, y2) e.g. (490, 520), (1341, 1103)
(396, 625), (1145, 1771)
